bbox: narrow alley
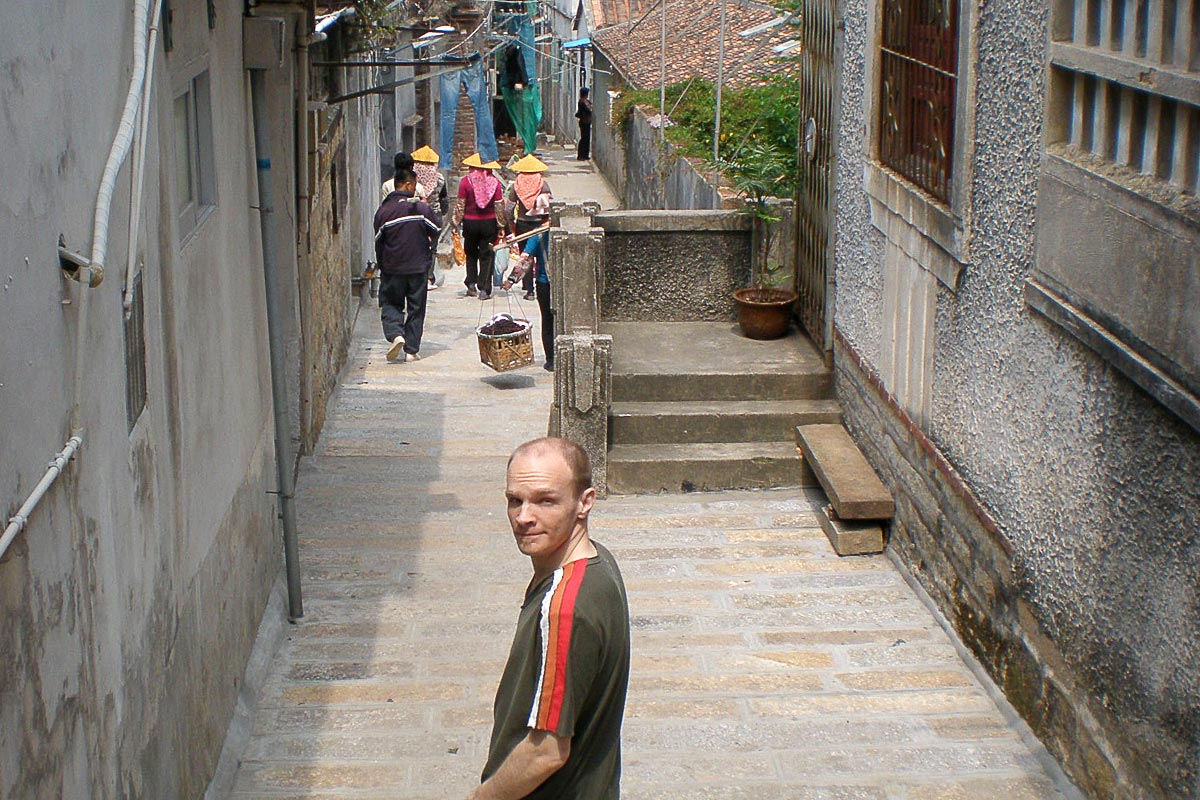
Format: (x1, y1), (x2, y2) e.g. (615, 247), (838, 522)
(221, 149), (1077, 800)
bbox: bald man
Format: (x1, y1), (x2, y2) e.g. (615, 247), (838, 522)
(468, 438), (630, 800)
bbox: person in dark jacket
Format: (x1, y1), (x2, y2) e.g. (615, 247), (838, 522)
(374, 167), (442, 363)
(575, 87), (593, 161)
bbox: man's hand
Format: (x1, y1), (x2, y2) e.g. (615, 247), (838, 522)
(466, 730), (570, 800)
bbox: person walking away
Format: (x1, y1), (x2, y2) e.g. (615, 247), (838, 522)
(504, 154), (553, 301)
(575, 88), (593, 161)
(411, 145), (448, 290)
(381, 151), (414, 199)
(467, 438), (630, 800)
(502, 229), (554, 371)
(452, 153), (506, 300)
(374, 167), (442, 363)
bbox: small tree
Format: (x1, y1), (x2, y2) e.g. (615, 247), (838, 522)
(715, 141), (793, 298)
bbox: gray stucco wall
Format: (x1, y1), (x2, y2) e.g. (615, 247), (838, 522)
(595, 211), (751, 321)
(834, 0), (1200, 794)
(0, 2), (301, 796)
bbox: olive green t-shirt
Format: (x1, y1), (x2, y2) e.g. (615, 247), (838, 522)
(482, 542), (631, 799)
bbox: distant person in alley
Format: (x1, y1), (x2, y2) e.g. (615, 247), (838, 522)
(469, 438), (630, 800)
(575, 87), (593, 161)
(374, 164), (442, 363)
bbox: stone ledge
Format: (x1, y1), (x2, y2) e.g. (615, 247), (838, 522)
(594, 209), (752, 233)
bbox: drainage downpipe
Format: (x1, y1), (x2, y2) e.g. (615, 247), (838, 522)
(124, 0), (164, 317)
(249, 67), (304, 621)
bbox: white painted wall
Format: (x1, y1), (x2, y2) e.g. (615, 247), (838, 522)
(0, 1), (302, 795)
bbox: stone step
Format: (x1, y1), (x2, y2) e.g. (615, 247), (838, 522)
(612, 370), (832, 402)
(610, 399), (843, 445)
(603, 321), (833, 402)
(796, 424), (895, 520)
(607, 441), (816, 495)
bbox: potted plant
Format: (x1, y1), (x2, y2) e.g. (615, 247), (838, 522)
(718, 142), (799, 340)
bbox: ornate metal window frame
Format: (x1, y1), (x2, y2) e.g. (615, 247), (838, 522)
(863, 0), (979, 276)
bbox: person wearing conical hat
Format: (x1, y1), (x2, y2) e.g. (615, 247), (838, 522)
(410, 146), (448, 290)
(451, 154), (507, 299)
(504, 154), (553, 300)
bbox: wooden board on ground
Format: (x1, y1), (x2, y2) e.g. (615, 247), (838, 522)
(817, 504), (885, 556)
(796, 424), (895, 520)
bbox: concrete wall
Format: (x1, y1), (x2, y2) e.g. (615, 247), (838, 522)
(0, 2), (351, 796)
(834, 0), (1200, 793)
(595, 210), (751, 321)
(593, 97), (724, 211)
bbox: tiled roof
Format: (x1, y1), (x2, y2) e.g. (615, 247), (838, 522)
(592, 0), (797, 89)
(588, 0), (660, 28)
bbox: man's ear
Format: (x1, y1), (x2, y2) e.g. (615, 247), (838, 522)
(577, 486), (596, 519)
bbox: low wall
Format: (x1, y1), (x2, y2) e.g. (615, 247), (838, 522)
(594, 210), (751, 322)
(623, 107), (724, 211)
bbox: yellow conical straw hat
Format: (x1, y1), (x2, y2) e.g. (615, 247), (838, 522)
(462, 152), (484, 168)
(411, 145), (440, 164)
(511, 154), (549, 173)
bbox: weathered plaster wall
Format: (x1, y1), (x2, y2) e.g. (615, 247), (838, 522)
(595, 211), (751, 321)
(834, 0), (1200, 793)
(0, 2), (289, 796)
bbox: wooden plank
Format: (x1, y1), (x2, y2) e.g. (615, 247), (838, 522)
(1169, 102), (1194, 189)
(1117, 86), (1136, 164)
(1143, 93), (1164, 175)
(796, 424), (895, 520)
(1074, 0), (1091, 43)
(1050, 40), (1200, 106)
(1146, 0), (1166, 61)
(817, 505), (885, 556)
(1173, 0), (1195, 68)
(1071, 72), (1090, 147)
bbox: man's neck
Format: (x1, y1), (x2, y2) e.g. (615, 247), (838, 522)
(531, 527), (597, 582)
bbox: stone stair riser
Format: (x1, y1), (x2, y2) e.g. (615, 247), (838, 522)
(610, 406), (842, 445)
(612, 372), (833, 402)
(608, 455), (818, 495)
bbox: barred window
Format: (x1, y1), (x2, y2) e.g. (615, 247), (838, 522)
(878, 0), (960, 201)
(1046, 0), (1199, 195)
(124, 272), (148, 433)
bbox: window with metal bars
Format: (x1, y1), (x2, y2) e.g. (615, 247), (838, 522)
(877, 0), (960, 202)
(1047, 0), (1200, 196)
(124, 272), (148, 433)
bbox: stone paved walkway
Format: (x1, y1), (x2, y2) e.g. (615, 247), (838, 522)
(224, 153), (1076, 799)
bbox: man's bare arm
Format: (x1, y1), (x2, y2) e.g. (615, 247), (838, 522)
(466, 730), (570, 800)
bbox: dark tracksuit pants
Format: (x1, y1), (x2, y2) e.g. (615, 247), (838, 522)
(463, 217), (498, 295)
(380, 272), (428, 354)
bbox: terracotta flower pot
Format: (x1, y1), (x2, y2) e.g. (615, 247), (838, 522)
(733, 288), (798, 340)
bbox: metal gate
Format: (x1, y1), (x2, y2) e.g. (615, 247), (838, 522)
(794, 0), (841, 357)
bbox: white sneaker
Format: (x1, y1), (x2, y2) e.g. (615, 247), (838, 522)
(405, 352), (421, 363)
(387, 336), (405, 362)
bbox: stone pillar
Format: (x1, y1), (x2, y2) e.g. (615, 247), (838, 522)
(548, 225), (604, 338)
(554, 333), (613, 497)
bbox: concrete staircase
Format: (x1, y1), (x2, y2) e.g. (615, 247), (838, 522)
(603, 321), (841, 494)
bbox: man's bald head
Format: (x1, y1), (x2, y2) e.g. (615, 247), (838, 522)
(507, 437), (593, 498)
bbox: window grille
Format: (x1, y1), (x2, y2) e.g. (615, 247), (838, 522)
(878, 0), (960, 201)
(124, 272), (148, 433)
(1048, 0), (1199, 195)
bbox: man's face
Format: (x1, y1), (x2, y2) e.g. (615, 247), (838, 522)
(505, 449), (594, 564)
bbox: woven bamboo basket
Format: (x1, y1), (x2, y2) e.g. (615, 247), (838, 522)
(476, 319), (534, 372)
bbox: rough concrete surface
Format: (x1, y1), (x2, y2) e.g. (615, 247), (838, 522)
(833, 0), (1200, 785)
(221, 287), (1078, 799)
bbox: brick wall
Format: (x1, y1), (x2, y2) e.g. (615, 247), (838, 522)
(834, 330), (1127, 799)
(303, 118), (354, 453)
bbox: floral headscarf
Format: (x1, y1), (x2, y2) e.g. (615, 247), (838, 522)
(466, 167), (500, 209)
